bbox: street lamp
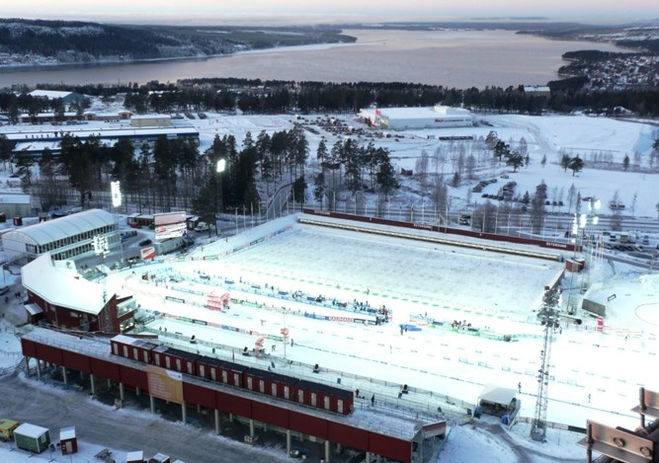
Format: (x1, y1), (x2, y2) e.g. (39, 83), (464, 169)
(110, 181), (123, 263)
(216, 159), (226, 236)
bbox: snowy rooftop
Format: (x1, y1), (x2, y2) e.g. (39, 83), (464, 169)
(59, 427), (75, 440)
(14, 422), (48, 438)
(23, 327), (434, 440)
(28, 89), (77, 99)
(523, 85), (550, 92)
(130, 114), (171, 120)
(22, 255), (106, 315)
(4, 209), (115, 246)
(1, 125), (198, 142)
(361, 105), (471, 120)
(0, 193), (30, 205)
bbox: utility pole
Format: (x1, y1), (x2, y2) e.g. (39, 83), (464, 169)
(531, 288), (560, 442)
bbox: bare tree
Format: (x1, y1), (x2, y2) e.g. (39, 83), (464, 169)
(416, 150), (430, 193)
(567, 184), (576, 213)
(465, 154), (476, 180)
(431, 177), (448, 223)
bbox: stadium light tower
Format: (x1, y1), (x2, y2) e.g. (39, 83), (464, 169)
(530, 288), (560, 442)
(216, 159), (226, 236)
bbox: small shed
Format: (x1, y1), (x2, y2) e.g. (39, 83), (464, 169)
(476, 385), (520, 421)
(149, 453), (171, 463)
(24, 303), (44, 324)
(59, 426), (77, 455)
(127, 450), (145, 463)
(0, 418), (19, 441)
(14, 423), (50, 453)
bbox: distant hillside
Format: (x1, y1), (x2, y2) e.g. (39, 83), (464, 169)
(0, 18), (356, 67)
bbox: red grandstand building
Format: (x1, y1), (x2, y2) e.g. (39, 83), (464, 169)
(22, 254), (136, 332)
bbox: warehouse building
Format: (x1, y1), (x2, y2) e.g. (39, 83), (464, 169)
(28, 89), (86, 105)
(1, 208), (119, 261)
(358, 105), (473, 130)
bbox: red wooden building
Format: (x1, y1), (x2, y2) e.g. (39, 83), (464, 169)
(21, 254), (136, 333)
(22, 328), (446, 463)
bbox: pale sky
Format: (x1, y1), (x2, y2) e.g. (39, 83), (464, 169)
(2, 0), (655, 24)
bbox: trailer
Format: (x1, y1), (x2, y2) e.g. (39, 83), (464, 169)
(14, 423), (50, 453)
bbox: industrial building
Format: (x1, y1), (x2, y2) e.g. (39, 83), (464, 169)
(1, 208), (119, 261)
(28, 89), (86, 105)
(358, 105), (473, 130)
(22, 253), (136, 332)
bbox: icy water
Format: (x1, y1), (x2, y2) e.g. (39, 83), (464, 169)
(0, 29), (628, 88)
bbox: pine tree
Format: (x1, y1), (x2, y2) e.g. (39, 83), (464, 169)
(313, 172), (325, 208)
(568, 156), (584, 176)
(530, 182), (548, 234)
(506, 151), (524, 172)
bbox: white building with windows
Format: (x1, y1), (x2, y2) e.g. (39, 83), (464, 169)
(1, 209), (118, 261)
(358, 105), (473, 130)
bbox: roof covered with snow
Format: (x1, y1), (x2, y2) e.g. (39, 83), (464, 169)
(130, 114), (171, 120)
(59, 427), (76, 440)
(478, 385), (517, 405)
(28, 89), (76, 99)
(24, 303), (43, 316)
(3, 209), (115, 247)
(523, 85), (550, 92)
(361, 105), (471, 120)
(24, 327), (433, 441)
(0, 193), (30, 205)
(14, 422), (49, 438)
(22, 254), (107, 315)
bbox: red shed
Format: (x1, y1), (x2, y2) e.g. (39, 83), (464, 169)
(111, 335), (157, 364)
(297, 379), (352, 415)
(199, 356), (244, 387)
(246, 368), (298, 401)
(159, 347), (200, 376)
(59, 427), (77, 455)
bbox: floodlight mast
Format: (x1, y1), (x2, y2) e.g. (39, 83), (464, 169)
(530, 288), (560, 442)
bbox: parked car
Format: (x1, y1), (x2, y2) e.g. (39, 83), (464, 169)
(139, 239), (152, 246)
(194, 221), (210, 232)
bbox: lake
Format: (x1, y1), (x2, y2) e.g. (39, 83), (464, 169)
(0, 29), (628, 88)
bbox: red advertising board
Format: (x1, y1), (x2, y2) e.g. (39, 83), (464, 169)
(140, 246), (156, 261)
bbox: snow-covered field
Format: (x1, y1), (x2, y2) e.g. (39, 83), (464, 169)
(103, 216), (655, 445)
